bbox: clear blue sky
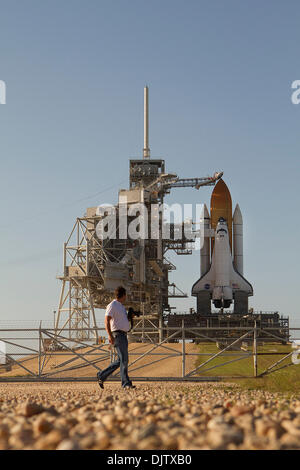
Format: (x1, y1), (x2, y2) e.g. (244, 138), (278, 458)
(0, 0), (299, 327)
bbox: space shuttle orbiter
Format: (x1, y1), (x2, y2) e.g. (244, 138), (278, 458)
(192, 179), (253, 314)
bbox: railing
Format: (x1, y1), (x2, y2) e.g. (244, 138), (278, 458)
(0, 322), (299, 382)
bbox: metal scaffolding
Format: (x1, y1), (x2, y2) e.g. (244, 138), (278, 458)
(53, 87), (223, 341)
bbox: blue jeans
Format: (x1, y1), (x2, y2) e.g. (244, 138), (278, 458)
(97, 331), (132, 387)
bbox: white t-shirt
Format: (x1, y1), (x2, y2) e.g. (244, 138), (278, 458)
(105, 299), (130, 332)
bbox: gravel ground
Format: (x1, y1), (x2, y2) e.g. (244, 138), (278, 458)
(0, 382), (300, 450)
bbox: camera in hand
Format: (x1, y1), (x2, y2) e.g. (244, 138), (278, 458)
(127, 307), (141, 330)
(127, 307), (141, 320)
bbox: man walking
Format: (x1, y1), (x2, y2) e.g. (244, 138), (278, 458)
(97, 286), (135, 390)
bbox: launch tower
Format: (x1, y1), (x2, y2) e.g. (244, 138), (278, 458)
(54, 87), (222, 342)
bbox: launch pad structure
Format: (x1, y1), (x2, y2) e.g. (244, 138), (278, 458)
(53, 87), (289, 346)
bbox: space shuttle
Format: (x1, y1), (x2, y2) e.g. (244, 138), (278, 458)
(192, 179), (253, 314)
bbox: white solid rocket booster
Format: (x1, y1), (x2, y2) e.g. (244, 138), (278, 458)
(233, 204), (243, 275)
(200, 204), (211, 276)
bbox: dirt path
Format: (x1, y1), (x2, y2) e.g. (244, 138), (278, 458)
(1, 343), (200, 378)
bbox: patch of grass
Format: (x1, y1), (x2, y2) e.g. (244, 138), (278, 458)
(194, 342), (300, 394)
(232, 367), (300, 394)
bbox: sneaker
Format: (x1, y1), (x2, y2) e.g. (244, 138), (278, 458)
(97, 372), (104, 390)
(123, 384), (136, 389)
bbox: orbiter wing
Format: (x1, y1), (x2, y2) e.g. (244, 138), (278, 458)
(192, 263), (253, 295)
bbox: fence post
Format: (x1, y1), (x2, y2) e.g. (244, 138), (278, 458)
(182, 319), (185, 377)
(253, 320), (257, 377)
